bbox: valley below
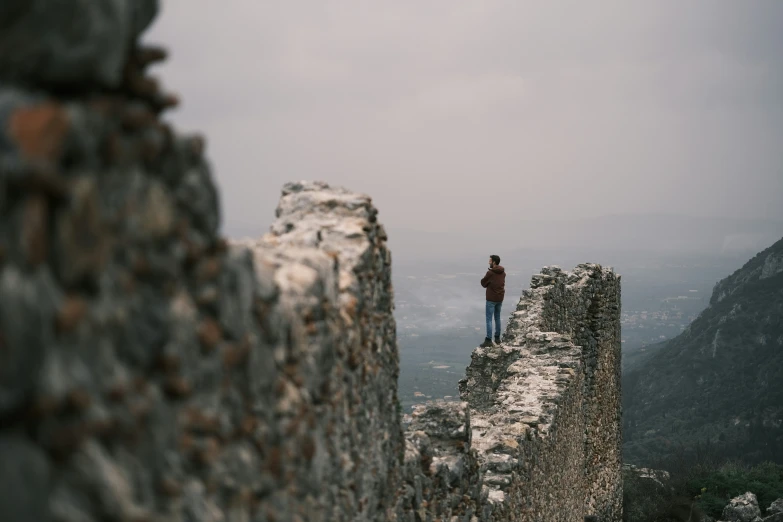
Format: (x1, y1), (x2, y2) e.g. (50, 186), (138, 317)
(394, 247), (747, 410)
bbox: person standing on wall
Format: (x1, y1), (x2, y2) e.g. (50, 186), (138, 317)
(480, 255), (505, 347)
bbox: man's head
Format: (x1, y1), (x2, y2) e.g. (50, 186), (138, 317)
(489, 255), (500, 268)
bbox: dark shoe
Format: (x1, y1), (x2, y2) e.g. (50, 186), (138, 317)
(494, 337), (501, 345)
(479, 337), (493, 348)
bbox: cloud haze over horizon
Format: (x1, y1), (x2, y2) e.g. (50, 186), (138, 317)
(146, 1), (783, 251)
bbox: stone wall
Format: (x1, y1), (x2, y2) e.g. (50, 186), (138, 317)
(232, 183), (484, 522)
(230, 182), (403, 520)
(460, 265), (623, 521)
(0, 3), (622, 521)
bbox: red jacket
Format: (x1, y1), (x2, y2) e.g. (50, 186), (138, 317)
(481, 266), (506, 302)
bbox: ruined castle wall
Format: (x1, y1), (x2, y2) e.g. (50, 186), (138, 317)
(231, 181), (405, 520)
(536, 267), (624, 519)
(463, 339), (588, 521)
(0, 3), (483, 513)
(0, 4), (621, 521)
(0, 1), (413, 517)
(234, 183), (485, 522)
(460, 265), (623, 521)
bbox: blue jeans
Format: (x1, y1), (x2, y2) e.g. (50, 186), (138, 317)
(486, 300), (502, 339)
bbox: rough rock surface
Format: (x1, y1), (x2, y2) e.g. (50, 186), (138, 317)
(0, 3), (624, 521)
(231, 181), (405, 520)
(234, 183), (485, 521)
(0, 2), (269, 520)
(400, 401), (484, 521)
(0, 0), (159, 89)
(622, 464), (671, 488)
(722, 492), (763, 522)
(622, 463), (679, 522)
(460, 264), (623, 521)
(768, 498), (783, 516)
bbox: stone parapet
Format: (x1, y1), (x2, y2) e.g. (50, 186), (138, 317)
(460, 264), (623, 521)
(232, 181), (403, 520)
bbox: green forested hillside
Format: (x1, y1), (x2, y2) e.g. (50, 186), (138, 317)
(623, 236), (783, 465)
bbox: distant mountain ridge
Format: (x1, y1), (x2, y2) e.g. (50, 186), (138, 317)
(711, 241), (783, 304)
(623, 236), (783, 465)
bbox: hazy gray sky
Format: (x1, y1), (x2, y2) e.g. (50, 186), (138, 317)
(146, 1), (783, 241)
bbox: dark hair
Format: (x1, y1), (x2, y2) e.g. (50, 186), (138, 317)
(490, 254), (500, 265)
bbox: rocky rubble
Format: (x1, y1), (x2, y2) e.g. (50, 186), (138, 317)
(621, 464), (671, 488)
(768, 498), (783, 516)
(399, 401), (484, 521)
(722, 492), (763, 522)
(705, 492), (783, 522)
